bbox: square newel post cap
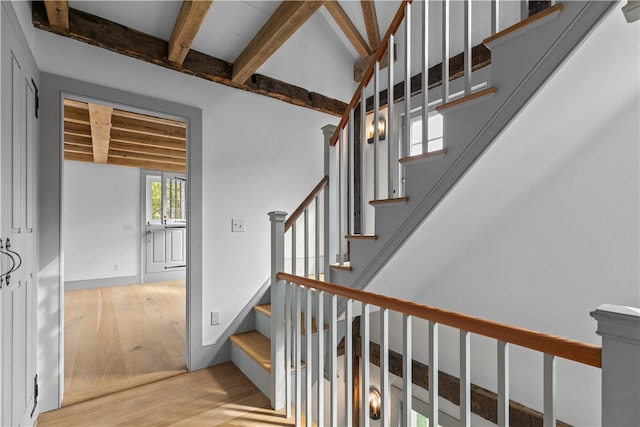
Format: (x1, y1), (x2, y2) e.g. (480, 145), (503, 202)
(591, 304), (640, 344)
(268, 211), (288, 222)
(321, 124), (337, 136)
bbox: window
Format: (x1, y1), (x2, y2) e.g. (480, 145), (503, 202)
(146, 173), (186, 225)
(409, 110), (444, 156)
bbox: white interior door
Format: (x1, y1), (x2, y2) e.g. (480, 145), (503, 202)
(144, 172), (186, 275)
(1, 7), (39, 426)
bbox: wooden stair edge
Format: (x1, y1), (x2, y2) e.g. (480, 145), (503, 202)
(483, 3), (565, 47)
(369, 197), (409, 207)
(435, 87), (497, 113)
(399, 148), (448, 165)
(230, 331), (271, 373)
(254, 304), (271, 317)
(345, 234), (377, 240)
(330, 263), (352, 271)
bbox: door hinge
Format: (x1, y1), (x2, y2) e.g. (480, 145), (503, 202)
(31, 78), (39, 119)
(30, 374), (38, 417)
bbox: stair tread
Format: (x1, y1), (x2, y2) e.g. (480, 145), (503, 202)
(231, 331), (306, 373)
(483, 3), (564, 46)
(345, 234), (377, 240)
(436, 87), (497, 113)
(254, 304), (328, 334)
(330, 262), (352, 271)
(399, 148), (448, 165)
(369, 197), (409, 206)
(230, 331), (272, 372)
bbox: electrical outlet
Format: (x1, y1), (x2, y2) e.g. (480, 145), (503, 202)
(211, 311), (221, 326)
(113, 264), (119, 271)
(231, 219), (245, 232)
(123, 224), (134, 231)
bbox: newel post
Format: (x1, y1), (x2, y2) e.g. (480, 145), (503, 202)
(322, 124), (337, 280)
(591, 304), (640, 426)
(269, 211), (287, 410)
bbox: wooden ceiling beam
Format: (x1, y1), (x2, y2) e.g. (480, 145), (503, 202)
(360, 0), (381, 52)
(108, 142), (186, 160)
(88, 103), (113, 164)
(44, 0), (69, 29)
(110, 129), (186, 151)
(231, 1), (324, 84)
(64, 143), (93, 155)
(108, 150), (185, 165)
(168, 0), (214, 65)
(111, 115), (186, 140)
(324, 1), (371, 59)
(32, 2), (347, 117)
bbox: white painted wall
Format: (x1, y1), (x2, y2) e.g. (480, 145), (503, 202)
(62, 161), (140, 282)
(32, 27), (336, 348)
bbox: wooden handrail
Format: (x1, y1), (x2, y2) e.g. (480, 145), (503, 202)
(285, 175), (329, 231)
(277, 272), (602, 368)
(330, 0), (412, 146)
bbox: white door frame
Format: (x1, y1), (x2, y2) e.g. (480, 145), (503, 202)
(38, 73), (204, 412)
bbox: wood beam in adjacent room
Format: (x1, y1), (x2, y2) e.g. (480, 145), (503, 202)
(88, 103), (113, 164)
(324, 1), (371, 59)
(44, 0), (69, 29)
(360, 0), (381, 52)
(32, 2), (347, 117)
(231, 0), (324, 84)
(168, 0), (214, 65)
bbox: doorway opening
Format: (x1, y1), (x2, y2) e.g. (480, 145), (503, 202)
(61, 97), (188, 405)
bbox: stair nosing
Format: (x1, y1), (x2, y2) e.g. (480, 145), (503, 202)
(369, 197), (409, 207)
(330, 263), (352, 271)
(399, 148), (448, 165)
(483, 3), (565, 48)
(436, 87), (497, 113)
(345, 234), (377, 240)
(230, 331), (271, 373)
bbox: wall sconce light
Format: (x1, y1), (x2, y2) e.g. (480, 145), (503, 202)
(367, 117), (386, 144)
(369, 387), (381, 420)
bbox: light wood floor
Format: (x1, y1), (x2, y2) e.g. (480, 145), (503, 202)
(62, 280), (188, 406)
(38, 362), (299, 426)
(41, 280), (302, 426)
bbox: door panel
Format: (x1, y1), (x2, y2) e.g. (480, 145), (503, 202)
(1, 7), (39, 425)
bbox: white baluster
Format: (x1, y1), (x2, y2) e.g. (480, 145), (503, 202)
(403, 1), (412, 178)
(498, 340), (509, 427)
(373, 61), (380, 202)
(387, 34), (395, 198)
(362, 303), (371, 427)
(305, 288), (312, 427)
(285, 282), (292, 418)
(442, 0), (450, 104)
(317, 291), (325, 427)
(429, 321), (439, 427)
(491, 0), (500, 34)
(464, 0), (472, 96)
(304, 209), (309, 278)
(345, 299), (353, 426)
(337, 130), (343, 265)
(543, 353), (556, 427)
(315, 196), (320, 280)
(380, 308), (390, 425)
(330, 294), (338, 426)
(291, 222), (297, 275)
(295, 286), (302, 426)
(422, 0), (430, 155)
(403, 314), (412, 427)
(460, 330), (470, 427)
(348, 110), (355, 236)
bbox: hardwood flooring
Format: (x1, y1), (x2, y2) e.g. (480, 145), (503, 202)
(38, 362), (298, 426)
(41, 280), (302, 426)
(63, 280), (188, 406)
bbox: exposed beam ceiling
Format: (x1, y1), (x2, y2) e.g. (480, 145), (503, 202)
(88, 103), (113, 163)
(324, 1), (371, 59)
(43, 0), (69, 29)
(168, 0), (214, 65)
(360, 0), (381, 52)
(32, 2), (347, 117)
(231, 0), (324, 84)
(64, 99), (187, 173)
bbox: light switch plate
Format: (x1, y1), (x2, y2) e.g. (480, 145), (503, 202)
(232, 219), (245, 232)
(211, 311), (221, 326)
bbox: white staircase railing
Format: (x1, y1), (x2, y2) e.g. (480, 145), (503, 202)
(271, 271), (639, 426)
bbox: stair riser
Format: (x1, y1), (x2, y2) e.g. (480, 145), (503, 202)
(255, 309), (271, 340)
(231, 341), (271, 398)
